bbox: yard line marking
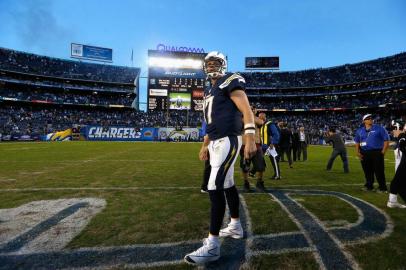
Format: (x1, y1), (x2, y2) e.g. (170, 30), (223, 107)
(0, 183), (390, 192)
(0, 189), (392, 269)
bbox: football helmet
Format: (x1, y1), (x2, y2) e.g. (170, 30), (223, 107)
(203, 51), (227, 79)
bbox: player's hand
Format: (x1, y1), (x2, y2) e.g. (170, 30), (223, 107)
(244, 136), (257, 160)
(199, 146), (209, 161)
(357, 152), (363, 160)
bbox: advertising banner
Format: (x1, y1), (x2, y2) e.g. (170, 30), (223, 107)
(157, 128), (199, 141)
(85, 126), (141, 141)
(44, 129), (72, 141)
(140, 128), (157, 141)
(71, 43), (113, 62)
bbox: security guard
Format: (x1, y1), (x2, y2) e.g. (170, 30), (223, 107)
(354, 114), (390, 192)
(259, 113), (281, 179)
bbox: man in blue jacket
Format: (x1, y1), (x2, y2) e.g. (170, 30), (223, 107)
(354, 114), (389, 192)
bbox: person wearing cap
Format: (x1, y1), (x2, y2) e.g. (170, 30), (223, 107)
(354, 114), (390, 192)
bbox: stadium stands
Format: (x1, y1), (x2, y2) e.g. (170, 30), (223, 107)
(1, 47), (405, 141)
(0, 47), (140, 83)
(0, 47), (143, 139)
(242, 52), (406, 88)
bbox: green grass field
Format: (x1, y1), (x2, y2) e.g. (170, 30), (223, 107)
(0, 141), (405, 269)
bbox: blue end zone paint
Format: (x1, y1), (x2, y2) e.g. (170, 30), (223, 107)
(0, 190), (391, 270)
(270, 190), (354, 270)
(0, 243), (202, 270)
(252, 233), (309, 252)
(0, 202), (89, 254)
(284, 190), (389, 243)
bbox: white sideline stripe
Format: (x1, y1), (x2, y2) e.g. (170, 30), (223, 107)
(239, 194), (254, 269)
(0, 183), (372, 192)
(251, 231), (302, 239)
(250, 247), (315, 256)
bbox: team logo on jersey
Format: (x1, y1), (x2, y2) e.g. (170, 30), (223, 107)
(219, 73), (246, 89)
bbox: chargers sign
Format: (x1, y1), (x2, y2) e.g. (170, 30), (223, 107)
(85, 126), (141, 141)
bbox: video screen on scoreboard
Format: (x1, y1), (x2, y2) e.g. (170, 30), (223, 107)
(169, 93), (191, 110)
(245, 56), (279, 69)
(147, 50), (206, 112)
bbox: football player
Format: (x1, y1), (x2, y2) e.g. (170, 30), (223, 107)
(184, 51), (257, 265)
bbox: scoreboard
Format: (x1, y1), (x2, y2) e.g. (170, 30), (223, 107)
(245, 56), (279, 69)
(148, 50), (206, 112)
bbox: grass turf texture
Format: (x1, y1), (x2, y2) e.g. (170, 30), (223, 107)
(0, 142), (405, 269)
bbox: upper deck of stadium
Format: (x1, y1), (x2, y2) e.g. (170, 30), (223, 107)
(0, 47), (140, 85)
(242, 52), (406, 89)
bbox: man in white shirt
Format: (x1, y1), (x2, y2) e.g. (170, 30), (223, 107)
(298, 126), (308, 161)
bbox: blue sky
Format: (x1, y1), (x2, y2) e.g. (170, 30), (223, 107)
(1, 0), (405, 110)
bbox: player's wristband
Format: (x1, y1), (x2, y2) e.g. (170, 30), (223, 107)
(244, 123), (255, 135)
(244, 123), (255, 130)
(244, 129), (255, 135)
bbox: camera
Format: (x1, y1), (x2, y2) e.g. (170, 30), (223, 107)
(391, 119), (406, 131)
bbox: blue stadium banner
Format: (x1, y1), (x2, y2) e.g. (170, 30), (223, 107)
(71, 43), (113, 62)
(85, 126), (141, 141)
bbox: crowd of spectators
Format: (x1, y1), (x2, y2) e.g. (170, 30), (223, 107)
(0, 88), (134, 107)
(242, 52), (406, 88)
(0, 105), (204, 136)
(252, 91), (404, 111)
(1, 73), (135, 93)
(269, 113), (394, 143)
(0, 47), (140, 83)
(0, 48), (404, 142)
(246, 79), (406, 97)
(1, 104), (396, 144)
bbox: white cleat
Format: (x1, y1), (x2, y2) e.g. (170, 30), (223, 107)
(219, 223), (244, 239)
(387, 201), (406, 208)
(184, 238), (220, 265)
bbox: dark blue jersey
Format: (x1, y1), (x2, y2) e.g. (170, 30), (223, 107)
(204, 73), (245, 140)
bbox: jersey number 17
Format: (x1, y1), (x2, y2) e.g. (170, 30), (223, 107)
(203, 96), (214, 125)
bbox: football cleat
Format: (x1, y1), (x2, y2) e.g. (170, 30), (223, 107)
(243, 181), (251, 192)
(184, 238), (220, 265)
(219, 223), (244, 239)
(387, 201), (406, 208)
(256, 181), (267, 192)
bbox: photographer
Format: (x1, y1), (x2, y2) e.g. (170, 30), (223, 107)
(387, 118), (406, 208)
(324, 127), (349, 173)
